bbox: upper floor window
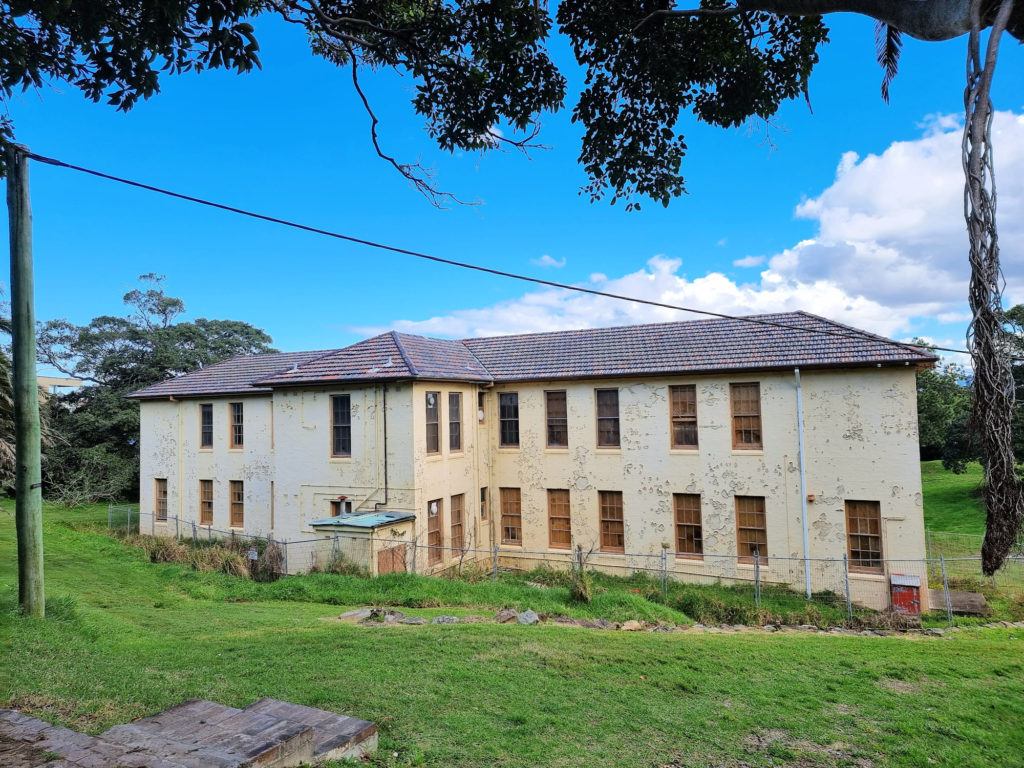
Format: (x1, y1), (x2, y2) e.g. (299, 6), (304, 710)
(199, 404), (213, 448)
(426, 391), (440, 454)
(480, 487), (488, 520)
(230, 402), (244, 448)
(478, 391), (486, 423)
(155, 478), (168, 521)
(730, 383), (763, 450)
(545, 390), (568, 448)
(669, 385), (698, 449)
(449, 392), (462, 452)
(599, 490), (624, 552)
(736, 495), (767, 564)
(674, 493), (702, 558)
(331, 395), (352, 457)
(499, 393), (519, 447)
(596, 389), (620, 447)
(846, 500), (883, 572)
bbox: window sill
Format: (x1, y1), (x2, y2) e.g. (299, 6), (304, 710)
(496, 447), (520, 453)
(198, 448), (213, 453)
(544, 447), (570, 453)
(669, 448), (700, 455)
(501, 542), (523, 548)
(848, 570), (887, 581)
(675, 554), (705, 562)
(329, 456), (353, 463)
(594, 447), (622, 453)
(228, 448), (243, 453)
(731, 449), (764, 456)
(424, 453), (443, 462)
(735, 561), (768, 569)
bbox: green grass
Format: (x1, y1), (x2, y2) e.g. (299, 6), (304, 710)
(2, 502), (1024, 767)
(921, 460), (986, 534)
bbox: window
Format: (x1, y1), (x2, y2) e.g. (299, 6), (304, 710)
(670, 385), (698, 449)
(331, 395), (352, 457)
(480, 487), (488, 520)
(500, 488), (522, 545)
(674, 494), (702, 558)
(426, 391), (440, 454)
(330, 499), (353, 517)
(449, 393), (462, 452)
(548, 489), (572, 549)
(599, 491), (624, 552)
(736, 496), (767, 564)
(730, 383), (763, 450)
(545, 390), (568, 448)
(199, 479), (213, 526)
(230, 402), (244, 448)
(200, 404), (213, 448)
(451, 494), (465, 551)
(230, 480), (244, 528)
(427, 498), (443, 564)
(846, 500), (883, 572)
(478, 391), (486, 423)
(155, 478), (168, 521)
(499, 393), (519, 447)
(596, 389), (620, 447)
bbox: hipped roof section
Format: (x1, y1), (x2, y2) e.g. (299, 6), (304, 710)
(127, 312), (937, 399)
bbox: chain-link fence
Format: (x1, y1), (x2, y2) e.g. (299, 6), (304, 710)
(107, 504), (139, 532)
(926, 529), (1024, 591)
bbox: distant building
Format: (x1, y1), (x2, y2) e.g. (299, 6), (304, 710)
(129, 312), (936, 609)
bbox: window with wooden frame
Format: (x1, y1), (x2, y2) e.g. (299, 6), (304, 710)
(329, 499), (353, 517)
(199, 404), (213, 448)
(674, 493), (703, 558)
(199, 479), (213, 526)
(427, 498), (443, 564)
(730, 383), (763, 450)
(480, 487), (488, 520)
(846, 500), (883, 572)
(499, 393), (519, 447)
(229, 480), (244, 528)
(155, 478), (168, 521)
(426, 391), (440, 454)
(451, 493), (465, 551)
(449, 392), (462, 452)
(500, 487), (522, 545)
(599, 490), (625, 552)
(547, 489), (572, 549)
(331, 395), (352, 457)
(478, 391), (486, 423)
(669, 385), (698, 449)
(735, 495), (767, 564)
(229, 402), (244, 448)
(596, 389), (620, 447)
(544, 390), (568, 448)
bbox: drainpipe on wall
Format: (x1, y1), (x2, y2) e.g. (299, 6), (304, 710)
(795, 368), (812, 598)
(374, 383), (389, 512)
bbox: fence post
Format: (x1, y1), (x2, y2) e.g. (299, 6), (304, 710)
(493, 544), (499, 583)
(192, 521), (197, 544)
(754, 556), (761, 609)
(107, 503), (112, 529)
(410, 540), (418, 575)
(940, 555), (953, 627)
(926, 529), (932, 560)
(175, 515), (180, 541)
(660, 548), (668, 599)
(283, 540), (289, 575)
(843, 554), (853, 621)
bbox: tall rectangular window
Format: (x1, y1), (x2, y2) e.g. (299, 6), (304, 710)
(229, 480), (244, 528)
(545, 390), (568, 448)
(451, 493), (465, 551)
(480, 487), (488, 520)
(449, 392), (462, 452)
(478, 391), (486, 423)
(229, 402), (244, 448)
(596, 389), (620, 447)
(736, 495), (767, 563)
(426, 391), (440, 454)
(155, 478), (168, 521)
(500, 487), (522, 545)
(499, 393), (519, 447)
(427, 498), (443, 564)
(548, 489), (572, 549)
(199, 479), (213, 526)
(200, 404), (213, 448)
(670, 385), (698, 449)
(599, 490), (624, 552)
(674, 493), (703, 558)
(331, 395), (352, 457)
(846, 500), (883, 572)
(730, 383), (763, 450)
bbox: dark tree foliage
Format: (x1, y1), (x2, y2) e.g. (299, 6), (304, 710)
(38, 275), (276, 502)
(914, 341), (970, 461)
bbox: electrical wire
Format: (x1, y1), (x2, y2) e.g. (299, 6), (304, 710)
(24, 150), (974, 359)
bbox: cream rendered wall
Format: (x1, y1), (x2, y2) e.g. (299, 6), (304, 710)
(485, 367), (926, 609)
(139, 396), (274, 535)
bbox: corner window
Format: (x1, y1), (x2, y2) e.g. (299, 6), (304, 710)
(599, 490), (624, 552)
(449, 392), (462, 452)
(331, 395), (352, 457)
(426, 391), (440, 454)
(596, 389), (620, 447)
(669, 385), (698, 449)
(730, 383), (763, 450)
(846, 500), (883, 572)
(155, 478), (168, 521)
(199, 404), (213, 448)
(499, 393), (519, 447)
(674, 493), (702, 558)
(736, 495), (767, 564)
(545, 390), (568, 448)
(230, 402), (244, 448)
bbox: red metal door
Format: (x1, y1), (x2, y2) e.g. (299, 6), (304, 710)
(892, 585), (921, 614)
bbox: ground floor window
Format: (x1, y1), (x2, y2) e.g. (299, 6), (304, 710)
(846, 500), (883, 572)
(451, 494), (465, 551)
(599, 491), (624, 552)
(155, 478), (167, 521)
(548, 489), (571, 549)
(199, 479), (213, 526)
(735, 495), (767, 564)
(674, 493), (702, 558)
(229, 480), (244, 528)
(501, 488), (522, 545)
(427, 498), (443, 564)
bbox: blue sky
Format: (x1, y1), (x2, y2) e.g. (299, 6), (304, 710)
(4, 12), (1024, 361)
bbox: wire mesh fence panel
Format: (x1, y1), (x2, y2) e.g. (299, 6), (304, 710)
(107, 504), (139, 533)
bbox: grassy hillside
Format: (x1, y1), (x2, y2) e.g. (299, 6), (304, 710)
(2, 503), (1023, 768)
(921, 460), (986, 534)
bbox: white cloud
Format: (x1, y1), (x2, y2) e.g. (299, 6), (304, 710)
(733, 255), (766, 268)
(531, 254), (566, 269)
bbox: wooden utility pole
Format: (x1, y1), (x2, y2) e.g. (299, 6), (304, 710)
(7, 144), (44, 617)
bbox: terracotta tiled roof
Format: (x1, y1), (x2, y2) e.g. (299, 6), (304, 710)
(128, 312), (936, 397)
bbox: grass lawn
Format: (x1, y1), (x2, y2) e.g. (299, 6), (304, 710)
(2, 503), (1024, 767)
(920, 460), (986, 534)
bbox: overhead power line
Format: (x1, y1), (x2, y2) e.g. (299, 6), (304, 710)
(26, 150), (972, 359)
